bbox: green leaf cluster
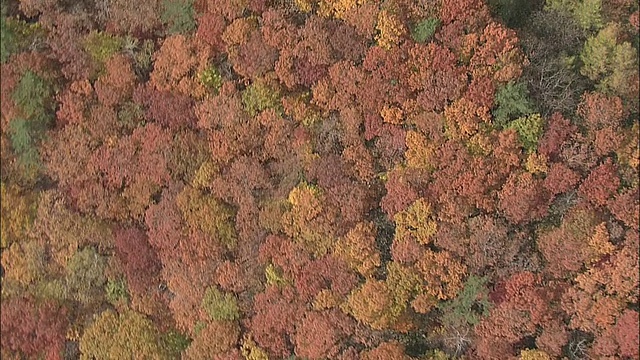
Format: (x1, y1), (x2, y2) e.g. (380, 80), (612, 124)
(65, 246), (107, 304)
(9, 71), (54, 182)
(492, 81), (535, 125)
(545, 0), (603, 31)
(201, 286), (241, 322)
(162, 0), (197, 35)
(161, 330), (191, 357)
(581, 24), (639, 99)
(1, 6), (46, 63)
(438, 275), (491, 328)
(199, 66), (223, 93)
(265, 263), (290, 287)
(105, 278), (129, 305)
(83, 31), (124, 77)
(506, 113), (545, 153)
(242, 79), (282, 117)
(411, 18), (440, 43)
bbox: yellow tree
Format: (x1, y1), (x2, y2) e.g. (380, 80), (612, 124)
(79, 310), (170, 360)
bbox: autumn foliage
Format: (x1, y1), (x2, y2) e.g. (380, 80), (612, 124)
(1, 0), (638, 359)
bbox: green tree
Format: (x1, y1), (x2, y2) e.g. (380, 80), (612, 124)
(201, 286), (241, 321)
(545, 0), (603, 31)
(105, 278), (129, 305)
(411, 18), (440, 43)
(242, 78), (282, 117)
(438, 275), (492, 328)
(492, 81), (535, 125)
(162, 0), (197, 35)
(580, 23), (639, 106)
(65, 246), (107, 304)
(0, 5), (46, 63)
(83, 31), (124, 78)
(506, 113), (545, 152)
(9, 70), (54, 183)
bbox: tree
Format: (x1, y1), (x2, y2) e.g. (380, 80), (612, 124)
(470, 21), (527, 83)
(1, 238), (47, 288)
(380, 167), (419, 219)
(343, 278), (407, 330)
(293, 309), (354, 360)
(411, 18), (440, 43)
(8, 69), (54, 182)
(183, 320), (240, 359)
(94, 54), (136, 107)
(0, 182), (37, 249)
(0, 11), (46, 63)
(506, 113), (545, 153)
(580, 23), (639, 108)
(149, 34), (210, 98)
(578, 159), (620, 207)
(79, 309), (170, 360)
(223, 18), (278, 80)
(408, 42), (467, 112)
(443, 97), (491, 142)
(543, 162), (581, 197)
(614, 310), (639, 358)
(577, 91), (626, 130)
(242, 77), (282, 117)
(294, 254), (359, 303)
(376, 10), (406, 50)
(249, 285), (305, 358)
(114, 227), (161, 298)
(438, 275), (491, 328)
(394, 198), (438, 246)
(360, 341), (412, 360)
(281, 182), (339, 257)
(334, 221), (381, 278)
(1, 297), (68, 360)
(498, 171), (550, 224)
(161, 0), (196, 35)
(201, 286), (240, 321)
(608, 187), (640, 230)
(492, 81), (535, 125)
(133, 83), (197, 129)
(108, 0), (162, 34)
(65, 245), (107, 305)
(91, 123), (172, 220)
(416, 250), (467, 302)
(537, 207), (600, 277)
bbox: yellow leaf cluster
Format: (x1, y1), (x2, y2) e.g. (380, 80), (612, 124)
(191, 161), (218, 190)
(520, 349), (552, 360)
(176, 186), (236, 248)
(405, 131), (435, 170)
(312, 288), (340, 310)
(525, 152), (548, 174)
(315, 0), (366, 19)
(394, 198), (437, 245)
(241, 333), (269, 360)
(376, 10), (405, 50)
(334, 221), (381, 277)
(282, 182), (335, 256)
(1, 182), (37, 248)
(380, 105), (404, 125)
(587, 222), (615, 265)
(444, 98), (491, 141)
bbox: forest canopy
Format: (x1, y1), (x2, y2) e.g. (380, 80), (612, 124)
(1, 0), (638, 359)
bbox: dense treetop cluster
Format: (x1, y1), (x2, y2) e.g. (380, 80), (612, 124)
(1, 0), (638, 359)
